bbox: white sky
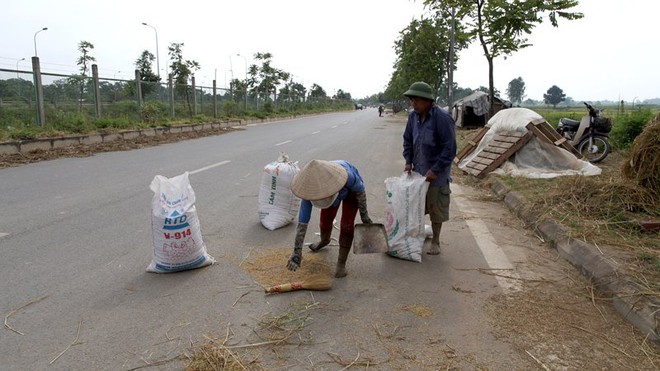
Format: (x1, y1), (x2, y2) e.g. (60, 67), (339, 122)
(1, 0), (658, 102)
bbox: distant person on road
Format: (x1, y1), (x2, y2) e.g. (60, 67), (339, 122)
(286, 160), (372, 278)
(378, 105), (384, 117)
(402, 82), (457, 255)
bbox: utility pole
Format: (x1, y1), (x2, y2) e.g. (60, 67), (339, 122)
(447, 6), (456, 113)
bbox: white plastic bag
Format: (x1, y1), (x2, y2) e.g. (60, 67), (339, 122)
(258, 153), (301, 230)
(147, 172), (215, 273)
(384, 172), (429, 262)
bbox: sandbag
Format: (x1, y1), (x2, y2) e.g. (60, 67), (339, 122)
(147, 172), (215, 273)
(258, 153), (301, 230)
(384, 172), (429, 262)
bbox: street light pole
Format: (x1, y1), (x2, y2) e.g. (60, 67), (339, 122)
(15, 58), (25, 78)
(141, 22), (160, 79)
(236, 54), (248, 110)
(33, 27), (48, 57)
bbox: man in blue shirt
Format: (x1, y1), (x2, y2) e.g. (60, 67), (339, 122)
(286, 160), (372, 278)
(402, 82), (457, 255)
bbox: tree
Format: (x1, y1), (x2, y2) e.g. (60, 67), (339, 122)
(308, 84), (327, 100)
(168, 43), (200, 116)
(333, 89), (351, 101)
(72, 40), (96, 111)
(385, 16), (470, 102)
(135, 50), (160, 99)
(423, 0), (582, 115)
(543, 85), (566, 107)
(506, 76), (526, 105)
(249, 52), (289, 103)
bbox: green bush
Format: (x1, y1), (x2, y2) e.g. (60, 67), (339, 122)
(141, 101), (163, 124)
(8, 128), (38, 140)
(53, 112), (94, 134)
(93, 117), (134, 130)
(611, 109), (654, 149)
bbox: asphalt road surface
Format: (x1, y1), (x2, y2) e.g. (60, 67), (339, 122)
(1, 108), (654, 370)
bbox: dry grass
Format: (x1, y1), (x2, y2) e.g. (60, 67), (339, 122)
(185, 248), (331, 370)
(454, 125), (660, 300)
(239, 247), (333, 288)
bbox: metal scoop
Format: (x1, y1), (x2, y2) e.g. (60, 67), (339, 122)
(352, 223), (389, 254)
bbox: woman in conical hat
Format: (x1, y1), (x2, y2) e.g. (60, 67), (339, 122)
(286, 159), (372, 278)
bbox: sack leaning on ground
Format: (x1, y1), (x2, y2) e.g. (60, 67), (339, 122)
(147, 172), (215, 273)
(384, 172), (430, 262)
(258, 153), (301, 230)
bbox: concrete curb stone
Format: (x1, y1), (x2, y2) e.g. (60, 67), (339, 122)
(0, 114), (324, 156)
(490, 177), (659, 341)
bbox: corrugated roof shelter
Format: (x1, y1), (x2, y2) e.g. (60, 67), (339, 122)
(451, 91), (511, 128)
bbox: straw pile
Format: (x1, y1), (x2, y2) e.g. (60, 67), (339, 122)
(240, 248), (333, 287)
(623, 114), (660, 197)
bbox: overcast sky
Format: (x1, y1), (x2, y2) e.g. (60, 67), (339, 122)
(1, 0), (658, 102)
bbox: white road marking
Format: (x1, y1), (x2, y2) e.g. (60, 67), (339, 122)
(331, 125), (338, 129)
(275, 140), (292, 146)
(0, 233), (8, 239)
(453, 184), (522, 292)
(311, 131), (320, 134)
(189, 160), (231, 175)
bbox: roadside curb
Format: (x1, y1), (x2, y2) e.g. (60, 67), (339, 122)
(0, 113), (322, 156)
(489, 178), (659, 341)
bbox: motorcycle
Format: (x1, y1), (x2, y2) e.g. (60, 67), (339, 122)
(556, 102), (613, 163)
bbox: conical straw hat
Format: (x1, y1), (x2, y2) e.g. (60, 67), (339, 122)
(291, 160), (348, 200)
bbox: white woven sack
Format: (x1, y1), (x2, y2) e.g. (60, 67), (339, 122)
(384, 172), (429, 262)
(258, 153), (301, 230)
(147, 172), (215, 273)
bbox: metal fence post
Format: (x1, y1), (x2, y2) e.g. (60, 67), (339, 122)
(213, 80), (217, 118)
(31, 56), (45, 126)
(135, 70), (143, 113)
(191, 76), (197, 116)
(92, 64), (101, 119)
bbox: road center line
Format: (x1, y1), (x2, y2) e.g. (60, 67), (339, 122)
(452, 184), (522, 292)
(275, 140), (292, 146)
(189, 160), (231, 175)
(311, 131), (320, 134)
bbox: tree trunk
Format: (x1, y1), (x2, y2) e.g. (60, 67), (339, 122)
(488, 55), (495, 118)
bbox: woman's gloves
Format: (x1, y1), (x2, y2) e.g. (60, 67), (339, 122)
(286, 222), (308, 271)
(355, 191), (372, 224)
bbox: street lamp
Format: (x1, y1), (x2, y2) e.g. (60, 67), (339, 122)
(15, 57), (25, 78)
(141, 22), (160, 78)
(33, 27), (48, 57)
(236, 54), (248, 110)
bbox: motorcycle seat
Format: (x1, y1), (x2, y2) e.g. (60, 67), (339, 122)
(560, 118), (581, 128)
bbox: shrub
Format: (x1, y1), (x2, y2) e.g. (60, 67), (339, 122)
(611, 109), (654, 149)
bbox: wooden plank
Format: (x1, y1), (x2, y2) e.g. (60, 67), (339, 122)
(483, 146), (508, 155)
(526, 121), (583, 159)
(460, 129), (533, 178)
(477, 132), (531, 178)
(454, 126), (490, 163)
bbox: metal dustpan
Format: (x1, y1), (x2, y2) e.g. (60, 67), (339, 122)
(353, 223), (389, 254)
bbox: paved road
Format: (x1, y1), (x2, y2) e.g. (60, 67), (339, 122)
(1, 108), (648, 369)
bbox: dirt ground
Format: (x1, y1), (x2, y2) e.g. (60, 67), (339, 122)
(3, 125), (658, 369)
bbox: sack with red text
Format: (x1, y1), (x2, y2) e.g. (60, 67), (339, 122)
(384, 172), (429, 262)
(258, 153), (301, 230)
(147, 172), (215, 273)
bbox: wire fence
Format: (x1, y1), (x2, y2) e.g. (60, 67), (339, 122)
(0, 62), (350, 129)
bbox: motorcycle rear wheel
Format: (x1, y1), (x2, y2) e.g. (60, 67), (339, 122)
(577, 135), (610, 163)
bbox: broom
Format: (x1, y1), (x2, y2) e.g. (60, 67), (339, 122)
(264, 275), (333, 293)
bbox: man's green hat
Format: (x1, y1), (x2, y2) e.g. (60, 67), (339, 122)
(403, 81), (434, 100)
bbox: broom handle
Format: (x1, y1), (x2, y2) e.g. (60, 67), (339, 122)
(265, 281), (304, 293)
